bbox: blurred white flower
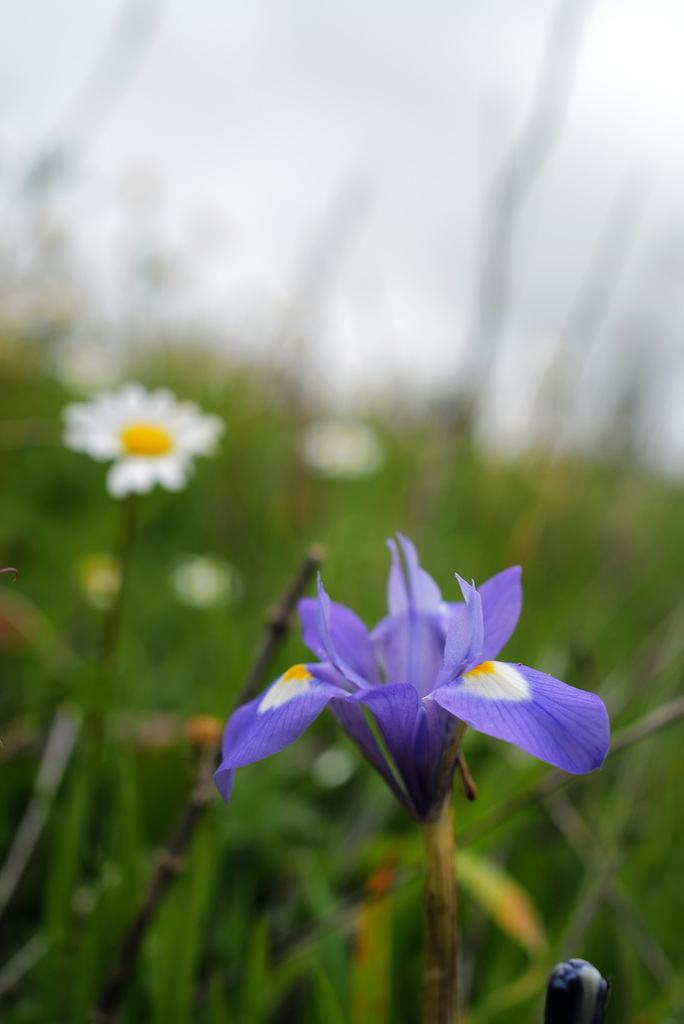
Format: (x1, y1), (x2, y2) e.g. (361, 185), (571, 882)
(54, 342), (121, 392)
(170, 555), (244, 608)
(62, 382), (224, 498)
(76, 553), (122, 609)
(312, 745), (356, 788)
(300, 421), (383, 479)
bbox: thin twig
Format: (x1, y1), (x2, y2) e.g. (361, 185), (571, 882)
(456, 751), (477, 802)
(237, 543), (325, 706)
(89, 544), (324, 1024)
(0, 706), (82, 924)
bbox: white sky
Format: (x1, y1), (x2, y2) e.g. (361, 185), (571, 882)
(3, 0), (684, 465)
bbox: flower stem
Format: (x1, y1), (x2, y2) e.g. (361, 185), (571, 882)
(83, 494), (141, 756)
(97, 494), (141, 668)
(422, 797), (459, 1024)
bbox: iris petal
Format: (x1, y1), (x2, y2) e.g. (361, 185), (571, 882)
(298, 595), (381, 686)
(374, 536), (446, 697)
(429, 661), (609, 774)
(478, 566), (522, 660)
(372, 611), (445, 698)
(396, 533), (443, 613)
(313, 578), (373, 691)
(435, 577), (484, 686)
(214, 665), (346, 801)
(328, 697), (411, 812)
(349, 684), (426, 817)
(386, 537), (409, 615)
(419, 698), (460, 800)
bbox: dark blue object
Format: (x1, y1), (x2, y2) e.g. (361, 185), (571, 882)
(545, 959), (610, 1024)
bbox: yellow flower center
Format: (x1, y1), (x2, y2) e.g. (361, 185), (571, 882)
(120, 423), (173, 456)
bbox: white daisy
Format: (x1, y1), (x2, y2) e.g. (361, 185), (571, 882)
(300, 421), (383, 479)
(170, 554), (244, 608)
(63, 382), (224, 498)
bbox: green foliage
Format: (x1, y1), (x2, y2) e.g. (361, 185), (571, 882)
(1, 347), (684, 1022)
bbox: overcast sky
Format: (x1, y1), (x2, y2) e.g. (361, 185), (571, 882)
(3, 0), (684, 464)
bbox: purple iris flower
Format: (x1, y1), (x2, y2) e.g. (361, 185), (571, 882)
(215, 535), (609, 823)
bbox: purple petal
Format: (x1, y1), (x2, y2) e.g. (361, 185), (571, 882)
(436, 577), (484, 685)
(214, 664), (346, 795)
(419, 697), (461, 801)
(312, 578), (372, 690)
(349, 683), (425, 817)
(376, 537), (447, 697)
(214, 764), (235, 803)
(386, 538), (409, 615)
(328, 697), (410, 812)
(396, 533), (442, 613)
(429, 661), (609, 774)
(298, 595), (381, 686)
(479, 566), (522, 660)
(372, 611), (445, 698)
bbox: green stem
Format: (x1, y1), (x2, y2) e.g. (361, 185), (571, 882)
(97, 494), (141, 669)
(422, 797), (460, 1024)
(82, 494), (141, 755)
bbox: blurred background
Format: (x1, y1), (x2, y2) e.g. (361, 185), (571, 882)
(3, 0), (684, 459)
(2, 1), (684, 1022)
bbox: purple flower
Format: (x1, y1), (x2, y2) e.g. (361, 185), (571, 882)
(215, 536), (609, 822)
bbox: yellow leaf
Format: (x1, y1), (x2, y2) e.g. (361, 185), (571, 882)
(458, 850), (547, 957)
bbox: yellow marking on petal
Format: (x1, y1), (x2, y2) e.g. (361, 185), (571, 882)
(462, 661), (530, 702)
(281, 664), (314, 683)
(258, 664), (315, 713)
(468, 660), (496, 676)
(121, 423), (173, 456)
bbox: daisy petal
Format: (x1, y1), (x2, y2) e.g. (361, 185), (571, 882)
(152, 456), (189, 491)
(107, 458), (157, 497)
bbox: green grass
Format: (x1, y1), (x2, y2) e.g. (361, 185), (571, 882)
(1, 342), (684, 1023)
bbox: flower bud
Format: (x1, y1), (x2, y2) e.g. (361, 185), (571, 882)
(544, 959), (610, 1024)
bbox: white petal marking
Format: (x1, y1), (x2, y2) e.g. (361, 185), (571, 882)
(461, 661), (531, 702)
(258, 665), (315, 713)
